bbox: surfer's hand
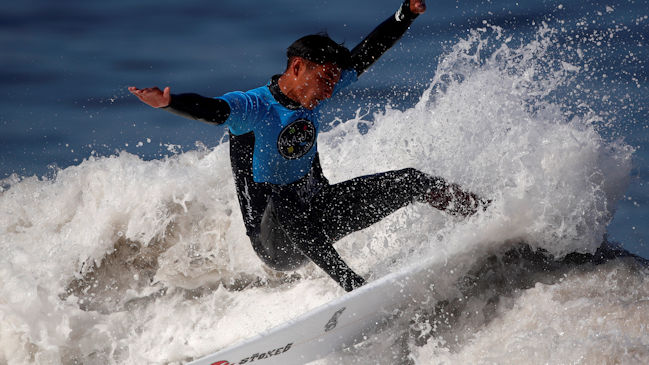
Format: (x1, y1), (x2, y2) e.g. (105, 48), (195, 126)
(409, 0), (426, 14)
(128, 86), (171, 108)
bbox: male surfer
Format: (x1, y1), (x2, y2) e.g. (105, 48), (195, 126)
(129, 0), (488, 292)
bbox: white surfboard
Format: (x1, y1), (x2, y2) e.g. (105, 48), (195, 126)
(186, 255), (445, 365)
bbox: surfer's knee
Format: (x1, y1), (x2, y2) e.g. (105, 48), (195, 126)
(392, 168), (446, 202)
(398, 168), (440, 186)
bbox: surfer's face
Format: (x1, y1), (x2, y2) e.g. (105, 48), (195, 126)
(291, 58), (342, 109)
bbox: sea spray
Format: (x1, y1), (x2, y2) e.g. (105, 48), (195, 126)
(0, 23), (639, 365)
(321, 24), (632, 273)
(315, 24), (640, 364)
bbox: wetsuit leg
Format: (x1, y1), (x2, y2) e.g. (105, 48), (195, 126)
(250, 168), (484, 292)
(250, 199), (310, 271)
(312, 168), (445, 243)
(262, 168), (442, 292)
(271, 189), (366, 292)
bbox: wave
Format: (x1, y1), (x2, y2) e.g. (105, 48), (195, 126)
(0, 24), (642, 364)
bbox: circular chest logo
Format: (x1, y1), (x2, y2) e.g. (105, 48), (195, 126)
(277, 119), (316, 160)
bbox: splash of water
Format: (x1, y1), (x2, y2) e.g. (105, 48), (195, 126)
(0, 24), (638, 364)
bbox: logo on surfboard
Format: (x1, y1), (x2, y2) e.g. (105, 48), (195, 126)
(324, 307), (346, 332)
(210, 342), (292, 365)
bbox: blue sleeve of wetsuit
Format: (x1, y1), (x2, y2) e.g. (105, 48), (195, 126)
(216, 91), (266, 135)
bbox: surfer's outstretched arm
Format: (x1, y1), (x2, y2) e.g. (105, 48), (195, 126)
(128, 86), (231, 125)
(351, 0), (426, 76)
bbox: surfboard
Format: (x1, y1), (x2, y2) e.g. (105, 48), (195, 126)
(185, 241), (645, 365)
(186, 255), (442, 365)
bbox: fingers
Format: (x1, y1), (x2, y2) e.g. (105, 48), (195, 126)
(128, 86), (140, 95)
(127, 86), (170, 108)
(127, 86), (165, 99)
(129, 86), (161, 94)
(160, 86), (171, 107)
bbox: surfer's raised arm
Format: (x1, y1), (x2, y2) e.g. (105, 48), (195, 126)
(351, 0), (426, 76)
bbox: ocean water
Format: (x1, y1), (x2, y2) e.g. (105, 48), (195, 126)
(1, 0), (648, 364)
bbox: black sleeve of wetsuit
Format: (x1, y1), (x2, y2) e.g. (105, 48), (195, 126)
(162, 93), (230, 125)
(350, 1), (420, 76)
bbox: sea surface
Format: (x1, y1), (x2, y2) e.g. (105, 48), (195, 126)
(1, 0), (648, 364)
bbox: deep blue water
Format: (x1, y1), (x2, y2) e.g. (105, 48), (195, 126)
(1, 0), (647, 256)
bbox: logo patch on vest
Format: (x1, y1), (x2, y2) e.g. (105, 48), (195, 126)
(277, 119), (316, 160)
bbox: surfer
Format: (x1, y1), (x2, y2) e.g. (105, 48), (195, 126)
(128, 0), (488, 292)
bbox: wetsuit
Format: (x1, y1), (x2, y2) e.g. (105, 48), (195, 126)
(163, 2), (483, 291)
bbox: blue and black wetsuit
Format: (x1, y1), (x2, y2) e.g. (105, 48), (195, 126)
(163, 2), (484, 291)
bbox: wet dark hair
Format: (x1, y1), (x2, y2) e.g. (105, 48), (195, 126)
(286, 33), (352, 69)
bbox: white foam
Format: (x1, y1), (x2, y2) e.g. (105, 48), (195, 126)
(0, 25), (638, 364)
(413, 260), (649, 364)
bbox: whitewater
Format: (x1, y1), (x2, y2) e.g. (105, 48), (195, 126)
(1, 25), (647, 364)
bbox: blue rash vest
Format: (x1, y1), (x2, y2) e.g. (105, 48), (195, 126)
(216, 69), (357, 185)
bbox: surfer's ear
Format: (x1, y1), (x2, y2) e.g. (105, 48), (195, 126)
(286, 57), (305, 77)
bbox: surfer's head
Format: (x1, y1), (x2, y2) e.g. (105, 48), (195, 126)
(286, 34), (352, 70)
(279, 34), (350, 110)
